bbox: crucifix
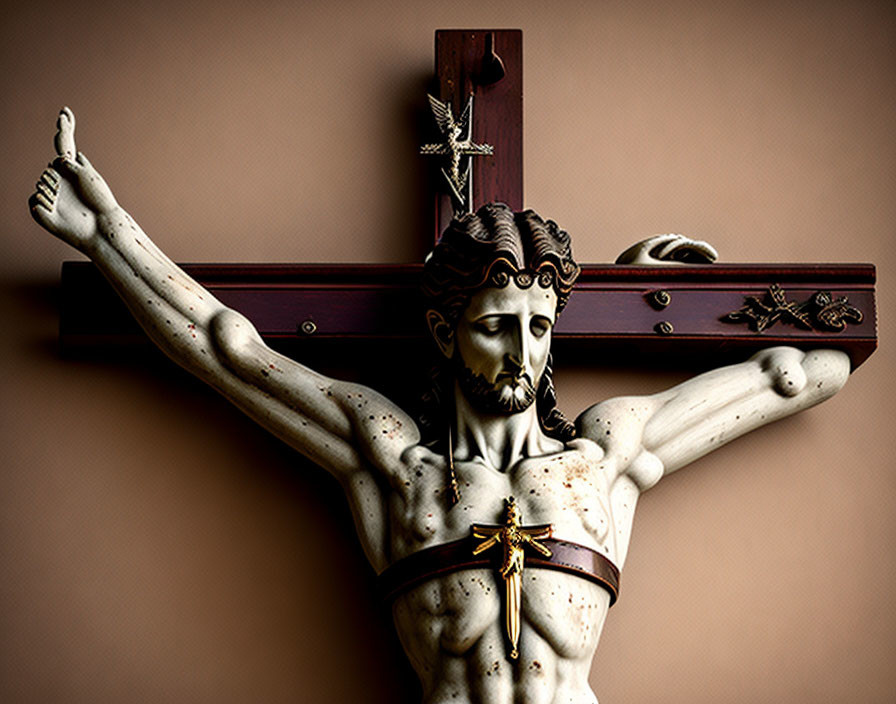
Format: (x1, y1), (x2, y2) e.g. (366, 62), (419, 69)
(31, 29), (877, 704)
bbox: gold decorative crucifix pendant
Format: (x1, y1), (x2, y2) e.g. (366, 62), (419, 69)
(420, 93), (494, 214)
(472, 497), (553, 660)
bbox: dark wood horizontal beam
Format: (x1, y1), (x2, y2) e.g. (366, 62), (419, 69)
(59, 261), (877, 369)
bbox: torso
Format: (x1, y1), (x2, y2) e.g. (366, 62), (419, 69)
(377, 437), (647, 704)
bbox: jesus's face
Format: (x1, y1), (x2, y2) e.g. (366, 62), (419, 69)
(453, 280), (558, 414)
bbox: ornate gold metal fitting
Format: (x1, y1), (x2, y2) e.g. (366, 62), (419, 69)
(648, 289), (671, 309)
(723, 284), (864, 333)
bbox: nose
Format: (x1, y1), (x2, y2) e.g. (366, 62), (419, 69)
(504, 352), (524, 378)
(505, 319), (529, 377)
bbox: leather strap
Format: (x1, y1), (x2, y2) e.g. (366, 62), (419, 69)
(379, 536), (620, 605)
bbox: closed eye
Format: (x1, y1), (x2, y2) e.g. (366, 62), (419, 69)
(475, 317), (505, 335)
(530, 317), (552, 338)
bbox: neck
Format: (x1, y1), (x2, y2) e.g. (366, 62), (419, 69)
(452, 385), (563, 472)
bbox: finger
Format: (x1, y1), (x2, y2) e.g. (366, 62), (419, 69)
(52, 155), (80, 174)
(40, 171), (60, 193)
(28, 192), (45, 212)
(683, 239), (718, 261)
(54, 107), (77, 158)
(31, 191), (53, 210)
(656, 237), (718, 262)
(644, 233), (683, 249)
(42, 167), (60, 187)
(648, 235), (691, 259)
(615, 234), (681, 264)
(35, 181), (55, 199)
(75, 151), (92, 168)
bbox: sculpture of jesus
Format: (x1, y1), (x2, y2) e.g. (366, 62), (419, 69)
(30, 108), (850, 704)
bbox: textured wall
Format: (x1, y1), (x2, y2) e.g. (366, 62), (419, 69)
(1, 2), (893, 702)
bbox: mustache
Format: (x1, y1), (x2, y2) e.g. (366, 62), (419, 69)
(495, 369), (532, 385)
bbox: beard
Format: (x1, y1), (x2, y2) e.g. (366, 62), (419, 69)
(454, 357), (538, 415)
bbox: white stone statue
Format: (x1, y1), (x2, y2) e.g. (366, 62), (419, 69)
(30, 108), (851, 704)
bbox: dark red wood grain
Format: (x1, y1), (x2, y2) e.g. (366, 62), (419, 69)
(54, 31), (878, 372)
(59, 261), (877, 369)
(432, 30), (522, 239)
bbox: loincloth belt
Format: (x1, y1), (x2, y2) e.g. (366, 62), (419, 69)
(378, 535), (619, 605)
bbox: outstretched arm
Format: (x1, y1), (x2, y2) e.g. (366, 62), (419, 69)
(578, 346), (850, 486)
(30, 109), (419, 482)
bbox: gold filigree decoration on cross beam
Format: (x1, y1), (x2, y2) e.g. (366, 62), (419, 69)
(723, 284), (864, 333)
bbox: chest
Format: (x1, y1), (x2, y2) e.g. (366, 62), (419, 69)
(393, 565), (611, 664)
(391, 442), (620, 560)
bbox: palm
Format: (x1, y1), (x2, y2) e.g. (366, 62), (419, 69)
(30, 169), (98, 246)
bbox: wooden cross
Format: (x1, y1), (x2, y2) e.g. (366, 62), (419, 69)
(58, 30), (877, 371)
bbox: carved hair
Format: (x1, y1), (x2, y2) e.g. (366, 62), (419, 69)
(421, 202), (580, 328)
(419, 202), (581, 443)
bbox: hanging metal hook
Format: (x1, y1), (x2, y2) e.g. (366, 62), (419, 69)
(476, 32), (506, 85)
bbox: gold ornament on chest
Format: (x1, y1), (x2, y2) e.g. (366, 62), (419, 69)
(471, 497), (553, 659)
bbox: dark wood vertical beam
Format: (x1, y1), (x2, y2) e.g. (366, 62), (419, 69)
(432, 30), (523, 240)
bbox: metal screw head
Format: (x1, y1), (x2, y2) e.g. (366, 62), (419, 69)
(654, 321), (674, 336)
(649, 289), (672, 309)
(299, 320), (317, 335)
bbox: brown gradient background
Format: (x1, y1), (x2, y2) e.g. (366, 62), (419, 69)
(1, 1), (894, 702)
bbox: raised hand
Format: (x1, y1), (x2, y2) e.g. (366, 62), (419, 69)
(29, 108), (118, 250)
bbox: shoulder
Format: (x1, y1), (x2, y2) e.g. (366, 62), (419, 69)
(575, 395), (661, 445)
(576, 395), (666, 490)
(331, 380), (424, 471)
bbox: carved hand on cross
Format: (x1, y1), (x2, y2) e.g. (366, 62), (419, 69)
(29, 107), (117, 250)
